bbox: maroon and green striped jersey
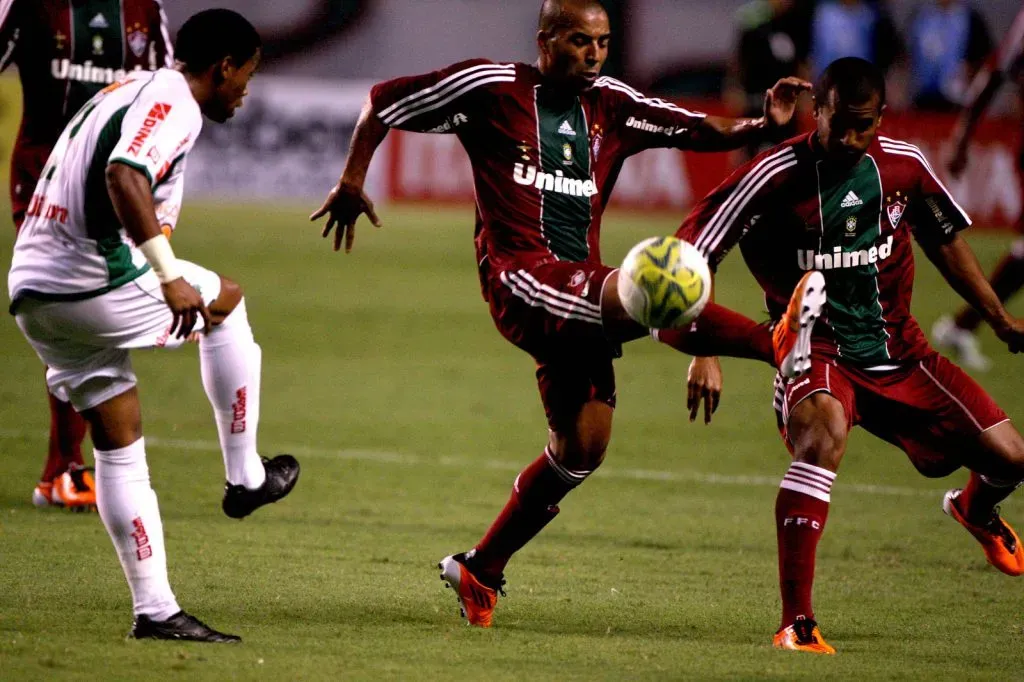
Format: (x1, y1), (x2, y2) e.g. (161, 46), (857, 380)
(370, 59), (711, 282)
(677, 132), (971, 365)
(0, 0), (172, 151)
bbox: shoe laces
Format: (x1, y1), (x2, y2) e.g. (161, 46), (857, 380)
(791, 616), (820, 645)
(66, 465), (94, 493)
(982, 507), (1018, 553)
(458, 553), (507, 595)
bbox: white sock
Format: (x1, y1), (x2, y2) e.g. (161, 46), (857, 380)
(197, 299), (266, 489)
(94, 438), (180, 621)
(199, 298), (266, 490)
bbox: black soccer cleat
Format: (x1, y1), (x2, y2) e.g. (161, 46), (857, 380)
(222, 454), (300, 519)
(130, 610), (241, 643)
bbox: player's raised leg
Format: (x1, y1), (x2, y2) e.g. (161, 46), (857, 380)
(196, 278), (300, 519)
(651, 270), (827, 381)
(943, 421), (1024, 576)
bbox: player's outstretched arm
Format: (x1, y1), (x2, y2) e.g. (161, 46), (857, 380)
(310, 96), (385, 253)
(947, 68), (1003, 177)
(107, 162), (210, 338)
(919, 232), (1024, 352)
(688, 77), (810, 152)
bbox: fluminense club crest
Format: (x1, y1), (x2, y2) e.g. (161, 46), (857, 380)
(886, 191), (907, 229)
(127, 23), (149, 57)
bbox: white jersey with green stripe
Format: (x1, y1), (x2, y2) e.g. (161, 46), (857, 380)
(8, 68), (202, 308)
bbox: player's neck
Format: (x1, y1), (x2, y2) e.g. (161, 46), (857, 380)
(535, 63), (583, 104)
(174, 64), (213, 110)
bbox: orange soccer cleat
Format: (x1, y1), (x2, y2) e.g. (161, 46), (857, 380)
(773, 271), (826, 380)
(943, 488), (1024, 576)
(31, 480), (55, 507)
(51, 464), (97, 512)
(438, 551), (504, 627)
(773, 616), (836, 655)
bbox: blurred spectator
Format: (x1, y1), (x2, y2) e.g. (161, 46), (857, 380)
(727, 0), (813, 158)
(809, 0), (903, 79)
(906, 0), (992, 112)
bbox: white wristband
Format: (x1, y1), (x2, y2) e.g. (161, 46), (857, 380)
(138, 234), (181, 283)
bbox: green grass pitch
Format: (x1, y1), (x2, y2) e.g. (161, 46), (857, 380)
(0, 202), (1022, 680)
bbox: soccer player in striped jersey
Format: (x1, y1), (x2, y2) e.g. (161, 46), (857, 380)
(678, 57), (1024, 654)
(8, 9), (300, 642)
(0, 0), (173, 510)
(933, 6), (1024, 372)
(312, 0), (814, 628)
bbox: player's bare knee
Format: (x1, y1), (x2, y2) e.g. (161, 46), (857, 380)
(600, 271), (647, 342)
(788, 394), (846, 471)
(81, 387), (143, 451)
(979, 421), (1024, 479)
(997, 431), (1024, 477)
(208, 276), (243, 325)
(550, 429), (608, 471)
(549, 403), (612, 472)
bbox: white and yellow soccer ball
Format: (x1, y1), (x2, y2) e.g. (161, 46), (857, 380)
(617, 236), (711, 329)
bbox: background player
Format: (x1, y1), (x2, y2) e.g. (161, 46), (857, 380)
(932, 7), (1024, 372)
(8, 9), (299, 641)
(678, 56), (1024, 654)
(0, 0), (173, 510)
(311, 0), (812, 628)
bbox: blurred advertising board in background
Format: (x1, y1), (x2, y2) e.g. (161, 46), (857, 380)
(0, 73), (1015, 228)
(182, 77), (1021, 229)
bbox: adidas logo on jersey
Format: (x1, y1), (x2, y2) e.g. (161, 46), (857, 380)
(558, 120), (576, 136)
(840, 191), (863, 208)
(89, 13), (109, 28)
(513, 163), (597, 197)
(797, 235), (893, 271)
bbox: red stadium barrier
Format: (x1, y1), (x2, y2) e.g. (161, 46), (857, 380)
(386, 103), (1022, 228)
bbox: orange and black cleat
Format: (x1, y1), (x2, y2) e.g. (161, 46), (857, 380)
(31, 480), (55, 508)
(773, 271), (826, 380)
(51, 464), (97, 512)
(438, 551), (505, 628)
(943, 488), (1024, 576)
(773, 616), (836, 654)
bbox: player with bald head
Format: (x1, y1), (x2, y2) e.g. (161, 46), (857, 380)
(313, 0), (811, 628)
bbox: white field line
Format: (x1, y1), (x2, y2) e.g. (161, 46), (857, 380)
(0, 428), (937, 498)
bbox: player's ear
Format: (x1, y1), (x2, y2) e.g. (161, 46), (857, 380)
(536, 30), (549, 56)
(216, 56), (236, 85)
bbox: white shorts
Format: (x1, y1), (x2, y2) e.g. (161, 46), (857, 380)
(14, 261), (221, 411)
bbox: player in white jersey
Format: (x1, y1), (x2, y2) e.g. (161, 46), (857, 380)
(7, 9), (300, 643)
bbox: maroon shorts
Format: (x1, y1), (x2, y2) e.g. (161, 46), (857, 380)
(487, 260), (619, 431)
(11, 142), (48, 231)
(773, 351), (1010, 477)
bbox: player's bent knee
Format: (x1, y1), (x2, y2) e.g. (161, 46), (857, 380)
(550, 402), (613, 472)
(80, 386), (143, 451)
(600, 271), (647, 342)
(788, 394), (847, 470)
(208, 277), (244, 325)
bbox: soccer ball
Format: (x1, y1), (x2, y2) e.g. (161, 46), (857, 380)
(617, 236), (711, 329)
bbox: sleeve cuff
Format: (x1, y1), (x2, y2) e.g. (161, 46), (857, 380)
(108, 157), (154, 185)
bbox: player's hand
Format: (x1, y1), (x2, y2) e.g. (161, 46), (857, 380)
(309, 181), (382, 253)
(161, 278), (211, 340)
(687, 356), (722, 425)
(947, 144), (969, 178)
(764, 77), (812, 128)
(993, 317), (1024, 354)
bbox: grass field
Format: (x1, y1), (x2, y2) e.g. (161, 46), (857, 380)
(1, 202), (1022, 680)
